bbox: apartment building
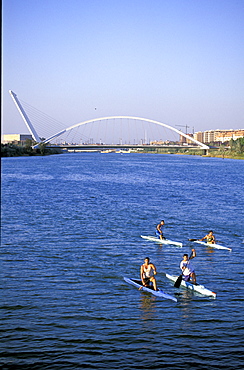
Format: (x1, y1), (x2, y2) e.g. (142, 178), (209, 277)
(194, 129), (244, 144)
(214, 129), (244, 143)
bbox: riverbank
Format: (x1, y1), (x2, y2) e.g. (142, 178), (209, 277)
(177, 149), (244, 160)
(138, 147), (244, 159)
(203, 151), (244, 160)
(1, 143), (62, 157)
(2, 144), (243, 159)
(141, 137), (244, 159)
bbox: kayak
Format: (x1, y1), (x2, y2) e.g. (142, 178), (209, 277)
(193, 240), (232, 251)
(165, 273), (216, 298)
(141, 235), (183, 247)
(124, 277), (177, 302)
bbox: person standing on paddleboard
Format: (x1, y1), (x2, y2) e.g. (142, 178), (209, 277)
(140, 257), (157, 291)
(180, 249), (197, 284)
(199, 230), (216, 244)
(156, 220), (165, 240)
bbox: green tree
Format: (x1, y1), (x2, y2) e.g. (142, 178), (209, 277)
(236, 138), (244, 154)
(24, 138), (34, 155)
(219, 143), (226, 158)
(229, 138), (235, 151)
(39, 142), (47, 155)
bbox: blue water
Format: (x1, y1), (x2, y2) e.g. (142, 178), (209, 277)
(1, 153), (244, 369)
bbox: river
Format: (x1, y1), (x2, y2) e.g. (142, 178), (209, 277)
(1, 153), (244, 369)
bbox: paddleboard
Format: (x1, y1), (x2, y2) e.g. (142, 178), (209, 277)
(165, 273), (216, 298)
(124, 277), (177, 302)
(141, 235), (183, 247)
(193, 240), (232, 251)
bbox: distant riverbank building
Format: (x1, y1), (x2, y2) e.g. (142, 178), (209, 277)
(194, 129), (244, 144)
(2, 134), (33, 145)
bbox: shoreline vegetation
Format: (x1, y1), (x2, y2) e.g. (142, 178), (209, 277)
(1, 138), (244, 160)
(141, 146), (244, 160)
(1, 142), (62, 157)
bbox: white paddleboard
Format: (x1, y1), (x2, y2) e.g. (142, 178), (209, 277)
(193, 240), (232, 251)
(141, 235), (183, 247)
(165, 274), (216, 298)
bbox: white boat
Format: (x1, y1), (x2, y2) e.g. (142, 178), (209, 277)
(141, 235), (183, 247)
(165, 273), (216, 298)
(100, 149), (116, 153)
(193, 240), (232, 251)
(115, 149), (132, 153)
(124, 277), (177, 302)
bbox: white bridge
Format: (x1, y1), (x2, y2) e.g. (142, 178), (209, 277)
(9, 90), (209, 150)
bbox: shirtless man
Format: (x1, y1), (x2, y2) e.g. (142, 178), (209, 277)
(140, 257), (157, 291)
(180, 249), (197, 284)
(199, 230), (215, 244)
(156, 220), (165, 240)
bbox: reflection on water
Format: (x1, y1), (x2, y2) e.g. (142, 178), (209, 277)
(139, 293), (157, 322)
(177, 291), (195, 321)
(139, 294), (158, 349)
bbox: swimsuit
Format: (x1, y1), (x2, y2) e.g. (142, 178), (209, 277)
(156, 226), (164, 238)
(143, 265), (154, 279)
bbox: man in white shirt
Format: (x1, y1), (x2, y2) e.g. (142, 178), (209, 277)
(180, 249), (196, 284)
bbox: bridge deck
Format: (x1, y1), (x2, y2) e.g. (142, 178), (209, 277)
(47, 143), (205, 151)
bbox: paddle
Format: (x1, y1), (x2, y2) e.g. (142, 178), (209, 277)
(174, 251), (193, 288)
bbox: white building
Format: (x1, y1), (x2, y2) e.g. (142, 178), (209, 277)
(214, 129), (244, 143)
(2, 134), (33, 144)
(193, 129), (244, 144)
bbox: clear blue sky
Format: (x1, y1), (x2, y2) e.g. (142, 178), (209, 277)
(2, 0), (244, 136)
